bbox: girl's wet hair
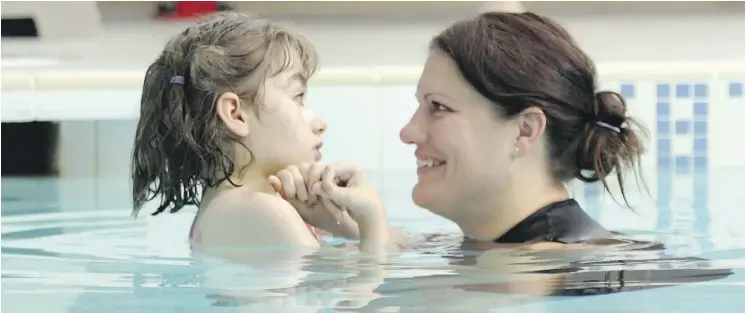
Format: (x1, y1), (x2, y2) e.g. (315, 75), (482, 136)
(131, 12), (318, 217)
(431, 12), (647, 206)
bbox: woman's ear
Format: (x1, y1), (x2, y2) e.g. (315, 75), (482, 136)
(514, 107), (547, 156)
(215, 92), (250, 137)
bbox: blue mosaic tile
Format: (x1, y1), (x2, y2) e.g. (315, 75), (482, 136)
(657, 121), (670, 135)
(693, 84), (708, 98)
(693, 138), (707, 155)
(657, 84), (670, 98)
(656, 174), (671, 206)
(675, 120), (691, 135)
(676, 84), (690, 98)
(693, 102), (708, 117)
(658, 156), (672, 169)
(694, 156), (708, 168)
(584, 183), (601, 196)
(675, 156), (691, 175)
(658, 138), (671, 156)
(694, 121), (708, 137)
(657, 102), (670, 117)
(620, 84), (635, 98)
(730, 82), (743, 98)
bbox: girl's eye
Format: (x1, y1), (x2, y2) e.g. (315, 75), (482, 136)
(295, 92), (306, 105)
(431, 101), (451, 112)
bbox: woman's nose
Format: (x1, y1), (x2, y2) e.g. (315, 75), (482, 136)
(400, 119), (422, 145)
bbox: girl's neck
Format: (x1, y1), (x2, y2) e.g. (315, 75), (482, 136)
(200, 164), (275, 206)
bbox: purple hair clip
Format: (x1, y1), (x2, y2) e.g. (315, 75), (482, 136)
(170, 76), (185, 85)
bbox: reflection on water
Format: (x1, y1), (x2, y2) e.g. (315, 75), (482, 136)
(2, 170), (745, 312)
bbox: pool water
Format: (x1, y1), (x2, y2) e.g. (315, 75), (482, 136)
(3, 170), (745, 313)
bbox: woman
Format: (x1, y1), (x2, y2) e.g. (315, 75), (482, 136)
(279, 11), (641, 249)
(275, 11), (732, 299)
(398, 11), (640, 245)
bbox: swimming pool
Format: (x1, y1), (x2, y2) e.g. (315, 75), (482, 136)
(3, 168), (745, 313)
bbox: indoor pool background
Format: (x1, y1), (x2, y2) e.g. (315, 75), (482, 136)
(3, 70), (745, 312)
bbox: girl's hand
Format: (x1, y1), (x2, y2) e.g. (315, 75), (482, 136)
(268, 163), (358, 239)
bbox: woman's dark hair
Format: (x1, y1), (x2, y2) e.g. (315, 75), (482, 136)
(131, 12), (318, 217)
(431, 12), (646, 206)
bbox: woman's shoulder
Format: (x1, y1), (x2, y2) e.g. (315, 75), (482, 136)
(495, 198), (614, 244)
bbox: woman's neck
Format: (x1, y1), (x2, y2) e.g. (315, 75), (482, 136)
(457, 181), (569, 242)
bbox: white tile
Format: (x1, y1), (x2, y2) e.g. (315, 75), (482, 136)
(671, 175), (694, 201)
(57, 121), (96, 178)
(670, 98), (694, 120)
(709, 81), (745, 167)
(673, 135), (694, 155)
(96, 120), (138, 178)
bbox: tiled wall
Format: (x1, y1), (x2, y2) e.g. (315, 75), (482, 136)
(54, 78), (743, 177)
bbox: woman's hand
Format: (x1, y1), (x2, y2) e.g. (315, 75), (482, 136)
(268, 163), (355, 239)
(311, 162), (386, 226)
(269, 162), (394, 259)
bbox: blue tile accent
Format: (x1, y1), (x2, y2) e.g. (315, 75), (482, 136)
(656, 171), (671, 206)
(657, 84), (670, 98)
(583, 182), (601, 218)
(657, 102), (670, 117)
(620, 84), (635, 98)
(584, 183), (601, 196)
(693, 84), (708, 98)
(694, 156), (708, 168)
(693, 121), (708, 137)
(653, 81), (709, 245)
(657, 156), (672, 169)
(658, 138), (671, 156)
(676, 84), (690, 98)
(730, 82), (743, 98)
(675, 120), (691, 135)
(693, 102), (708, 118)
(693, 172), (709, 226)
(675, 156), (691, 175)
(657, 121), (670, 135)
(693, 138), (707, 155)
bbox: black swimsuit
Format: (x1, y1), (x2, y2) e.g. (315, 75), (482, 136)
(491, 198), (733, 296)
(495, 199), (614, 244)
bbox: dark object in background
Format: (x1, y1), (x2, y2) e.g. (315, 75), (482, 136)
(1, 16), (59, 177)
(1, 123), (60, 177)
(1, 17), (38, 37)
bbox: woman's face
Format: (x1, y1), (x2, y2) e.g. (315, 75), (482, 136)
(399, 51), (521, 221)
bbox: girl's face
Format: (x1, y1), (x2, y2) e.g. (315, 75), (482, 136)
(217, 53), (327, 177)
(248, 61), (327, 174)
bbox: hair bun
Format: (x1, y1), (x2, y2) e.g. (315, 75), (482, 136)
(593, 91), (627, 129)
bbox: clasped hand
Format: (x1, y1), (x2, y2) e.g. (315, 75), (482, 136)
(268, 162), (385, 239)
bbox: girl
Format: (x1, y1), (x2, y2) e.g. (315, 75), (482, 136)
(130, 12), (389, 256)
